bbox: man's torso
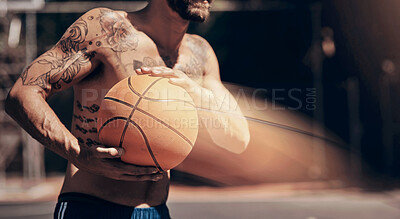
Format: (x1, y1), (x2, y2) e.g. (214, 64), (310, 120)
(61, 8), (208, 207)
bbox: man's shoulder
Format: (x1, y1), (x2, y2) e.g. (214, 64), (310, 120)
(185, 34), (210, 46)
(76, 7), (130, 29)
(84, 7), (128, 19)
(184, 33), (214, 55)
(67, 7), (135, 44)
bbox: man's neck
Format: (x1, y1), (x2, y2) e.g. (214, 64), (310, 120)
(131, 1), (190, 54)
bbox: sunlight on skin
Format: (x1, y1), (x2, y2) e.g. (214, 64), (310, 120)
(176, 83), (348, 185)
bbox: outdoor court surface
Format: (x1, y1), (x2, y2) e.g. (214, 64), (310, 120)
(1, 177), (400, 219)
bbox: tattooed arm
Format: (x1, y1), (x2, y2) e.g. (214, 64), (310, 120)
(5, 8), (160, 180)
(6, 9), (99, 157)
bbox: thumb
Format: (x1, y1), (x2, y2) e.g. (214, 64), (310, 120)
(93, 146), (125, 159)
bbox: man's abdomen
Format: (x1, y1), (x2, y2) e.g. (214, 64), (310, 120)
(60, 162), (170, 207)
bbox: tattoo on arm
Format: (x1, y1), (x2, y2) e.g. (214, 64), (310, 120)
(59, 18), (88, 54)
(20, 18), (96, 91)
(99, 9), (138, 52)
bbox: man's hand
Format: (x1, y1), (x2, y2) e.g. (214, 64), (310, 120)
(70, 145), (163, 181)
(135, 63), (250, 154)
(135, 66), (200, 92)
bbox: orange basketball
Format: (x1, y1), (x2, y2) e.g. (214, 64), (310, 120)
(97, 75), (198, 171)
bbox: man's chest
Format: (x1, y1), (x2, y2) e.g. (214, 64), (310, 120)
(127, 51), (204, 84)
(87, 35), (206, 88)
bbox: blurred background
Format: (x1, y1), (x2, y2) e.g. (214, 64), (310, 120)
(1, 0), (400, 218)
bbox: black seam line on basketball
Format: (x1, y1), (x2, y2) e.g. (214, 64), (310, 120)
(119, 77), (164, 148)
(128, 119), (163, 172)
(104, 97), (134, 108)
(96, 116), (163, 171)
(128, 77), (195, 107)
(135, 108), (194, 147)
(104, 97), (195, 147)
(98, 116), (128, 136)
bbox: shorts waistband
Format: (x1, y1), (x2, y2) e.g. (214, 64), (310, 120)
(56, 193), (171, 218)
(58, 192), (166, 210)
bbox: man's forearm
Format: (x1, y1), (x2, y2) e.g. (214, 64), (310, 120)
(189, 86), (250, 153)
(5, 85), (79, 160)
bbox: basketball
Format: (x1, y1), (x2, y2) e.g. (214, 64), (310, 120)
(97, 75), (199, 171)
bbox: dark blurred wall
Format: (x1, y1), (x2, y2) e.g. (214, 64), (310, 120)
(324, 0), (400, 177)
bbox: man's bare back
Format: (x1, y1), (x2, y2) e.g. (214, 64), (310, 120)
(6, 0), (249, 217)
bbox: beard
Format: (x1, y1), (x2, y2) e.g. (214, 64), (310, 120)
(166, 0), (211, 23)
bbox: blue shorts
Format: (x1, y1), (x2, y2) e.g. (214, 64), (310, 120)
(53, 192), (171, 219)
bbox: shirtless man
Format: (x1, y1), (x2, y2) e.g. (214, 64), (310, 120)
(5, 0), (250, 218)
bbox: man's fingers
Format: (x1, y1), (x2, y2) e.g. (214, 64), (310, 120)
(135, 67), (152, 74)
(135, 68), (143, 74)
(140, 67), (152, 73)
(119, 162), (160, 175)
(151, 69), (176, 77)
(102, 159), (160, 175)
(150, 66), (168, 71)
(169, 77), (187, 86)
(137, 67), (178, 77)
(94, 147), (124, 158)
(117, 173), (164, 181)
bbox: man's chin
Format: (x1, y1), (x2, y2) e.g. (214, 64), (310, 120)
(184, 9), (210, 22)
(187, 15), (208, 23)
(167, 0), (211, 23)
